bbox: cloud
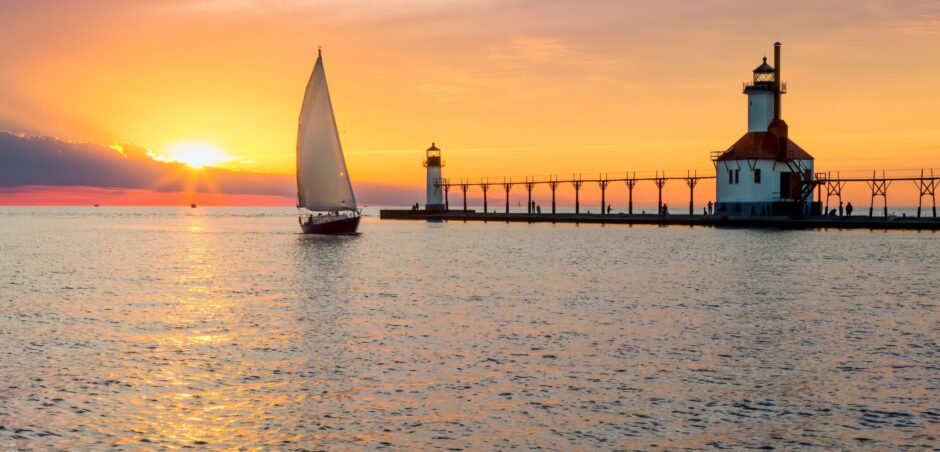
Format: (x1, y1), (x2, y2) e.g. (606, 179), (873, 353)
(151, 0), (488, 19)
(0, 132), (422, 205)
(885, 15), (940, 34)
(0, 131), (293, 196)
(504, 37), (574, 62)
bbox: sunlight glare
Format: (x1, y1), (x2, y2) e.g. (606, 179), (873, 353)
(164, 142), (232, 169)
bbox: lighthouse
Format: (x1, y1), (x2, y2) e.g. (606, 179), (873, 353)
(424, 142), (445, 211)
(714, 42), (817, 216)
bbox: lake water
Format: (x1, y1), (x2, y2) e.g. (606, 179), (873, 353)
(1, 207), (938, 449)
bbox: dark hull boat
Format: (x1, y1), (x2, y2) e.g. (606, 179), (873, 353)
(295, 49), (360, 235)
(300, 214), (360, 235)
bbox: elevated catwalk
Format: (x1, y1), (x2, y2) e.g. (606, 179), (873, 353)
(380, 210), (940, 231)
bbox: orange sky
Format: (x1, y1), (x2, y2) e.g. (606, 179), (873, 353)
(1, 0), (939, 205)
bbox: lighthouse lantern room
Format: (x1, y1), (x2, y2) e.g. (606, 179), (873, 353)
(714, 42), (818, 217)
(424, 142), (445, 211)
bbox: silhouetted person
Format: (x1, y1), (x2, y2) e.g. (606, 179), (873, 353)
(536, 204), (541, 214)
(839, 201), (844, 216)
(662, 204), (669, 216)
(846, 202), (854, 216)
(607, 204), (612, 214)
(707, 200), (713, 215)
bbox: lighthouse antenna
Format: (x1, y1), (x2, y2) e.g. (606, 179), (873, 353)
(773, 42), (782, 120)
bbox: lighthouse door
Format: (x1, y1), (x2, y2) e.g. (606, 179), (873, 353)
(779, 172), (791, 200)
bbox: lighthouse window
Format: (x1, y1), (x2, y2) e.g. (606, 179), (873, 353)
(754, 169), (762, 184)
(728, 170), (734, 184)
(734, 169), (740, 184)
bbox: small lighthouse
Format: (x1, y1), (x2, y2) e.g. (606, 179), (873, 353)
(714, 42), (817, 216)
(423, 142), (445, 211)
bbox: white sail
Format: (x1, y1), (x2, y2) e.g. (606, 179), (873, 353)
(296, 51), (356, 211)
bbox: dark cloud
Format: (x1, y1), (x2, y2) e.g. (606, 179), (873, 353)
(0, 132), (421, 205)
(0, 131), (294, 196)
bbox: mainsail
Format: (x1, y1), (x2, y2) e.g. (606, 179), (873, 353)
(296, 50), (357, 211)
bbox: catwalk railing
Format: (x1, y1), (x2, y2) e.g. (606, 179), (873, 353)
(815, 169), (939, 218)
(435, 168), (940, 218)
(439, 171), (710, 216)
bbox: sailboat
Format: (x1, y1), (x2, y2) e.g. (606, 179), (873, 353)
(296, 49), (361, 235)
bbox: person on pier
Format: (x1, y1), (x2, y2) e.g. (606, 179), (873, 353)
(707, 201), (713, 215)
(846, 202), (854, 216)
(536, 204), (541, 214)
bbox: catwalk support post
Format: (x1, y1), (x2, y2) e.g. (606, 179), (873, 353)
(549, 176), (560, 214)
(654, 171), (668, 214)
(598, 173), (610, 214)
(684, 170), (700, 215)
(442, 179), (450, 211)
(823, 171), (846, 216)
(503, 177), (512, 214)
(572, 174), (583, 214)
(914, 169), (937, 218)
(481, 179), (490, 215)
(525, 177), (535, 214)
(624, 173), (638, 215)
(866, 170), (890, 217)
(460, 179), (469, 212)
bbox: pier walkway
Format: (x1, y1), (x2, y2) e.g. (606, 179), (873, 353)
(433, 169), (940, 218)
(379, 210), (940, 231)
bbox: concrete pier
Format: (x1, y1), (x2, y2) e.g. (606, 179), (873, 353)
(380, 210), (940, 231)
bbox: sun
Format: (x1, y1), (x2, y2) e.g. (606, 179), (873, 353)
(164, 142), (232, 169)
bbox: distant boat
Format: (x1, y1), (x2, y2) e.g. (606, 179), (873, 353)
(191, 203), (197, 208)
(93, 204), (100, 207)
(295, 49), (360, 235)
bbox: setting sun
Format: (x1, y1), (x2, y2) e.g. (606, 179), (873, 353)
(163, 142), (232, 169)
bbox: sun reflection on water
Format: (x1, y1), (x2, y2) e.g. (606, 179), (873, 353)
(115, 212), (282, 448)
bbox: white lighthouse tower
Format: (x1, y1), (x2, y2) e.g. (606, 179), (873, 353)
(714, 42), (817, 216)
(423, 142), (445, 211)
(745, 57), (777, 132)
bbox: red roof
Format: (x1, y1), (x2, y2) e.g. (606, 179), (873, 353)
(717, 131), (813, 161)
